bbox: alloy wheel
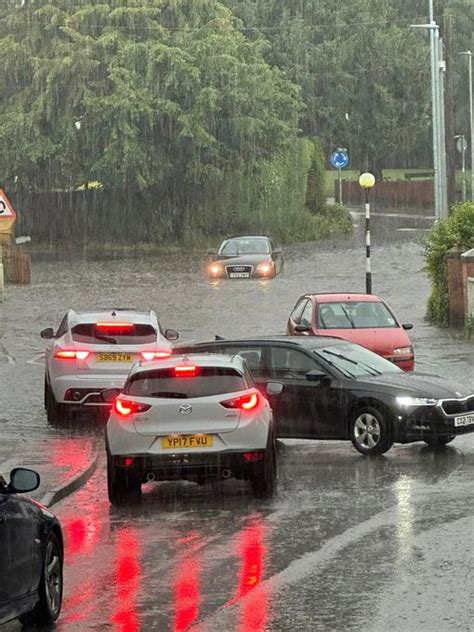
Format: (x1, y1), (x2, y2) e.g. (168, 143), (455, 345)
(44, 538), (62, 616)
(354, 412), (381, 450)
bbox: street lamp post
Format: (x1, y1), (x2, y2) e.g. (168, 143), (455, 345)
(411, 18), (448, 219)
(359, 172), (375, 294)
(460, 51), (473, 199)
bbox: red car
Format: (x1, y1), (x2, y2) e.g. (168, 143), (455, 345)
(287, 293), (415, 371)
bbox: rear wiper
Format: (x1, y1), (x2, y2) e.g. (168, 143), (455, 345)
(94, 334), (117, 344)
(320, 349), (381, 376)
(150, 392), (187, 398)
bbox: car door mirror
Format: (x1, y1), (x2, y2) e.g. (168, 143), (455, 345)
(305, 369), (328, 383)
(273, 248), (282, 255)
(8, 468), (40, 494)
(295, 324), (310, 333)
(40, 327), (55, 339)
(101, 388), (122, 403)
(402, 323), (413, 330)
(266, 381), (284, 396)
(165, 329), (179, 341)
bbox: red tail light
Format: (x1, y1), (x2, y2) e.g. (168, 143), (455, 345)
(141, 351), (172, 361)
(55, 350), (90, 360)
(175, 365), (198, 377)
(114, 399), (151, 417)
(221, 392), (259, 411)
(96, 322), (133, 329)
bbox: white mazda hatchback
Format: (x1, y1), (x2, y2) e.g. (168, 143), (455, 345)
(41, 309), (179, 424)
(104, 354), (280, 504)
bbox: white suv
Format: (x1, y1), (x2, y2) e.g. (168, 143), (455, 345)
(105, 354), (280, 504)
(41, 309), (179, 424)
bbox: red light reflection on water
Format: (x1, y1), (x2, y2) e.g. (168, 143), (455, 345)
(171, 531), (204, 632)
(173, 557), (202, 632)
(111, 528), (141, 632)
(50, 438), (90, 480)
(227, 517), (269, 632)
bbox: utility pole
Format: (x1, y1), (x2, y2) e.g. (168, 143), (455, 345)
(442, 10), (457, 208)
(429, 0), (441, 219)
(412, 1), (448, 219)
(438, 36), (449, 216)
(460, 51), (474, 200)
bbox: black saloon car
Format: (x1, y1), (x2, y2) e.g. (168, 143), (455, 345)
(0, 468), (63, 626)
(176, 337), (474, 455)
(206, 236), (284, 279)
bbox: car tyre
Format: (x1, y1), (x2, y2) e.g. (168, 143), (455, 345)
(107, 454), (141, 505)
(424, 435), (455, 447)
(350, 406), (393, 456)
(250, 434), (277, 498)
(19, 531), (63, 625)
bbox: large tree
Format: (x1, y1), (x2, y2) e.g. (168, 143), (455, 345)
(0, 0), (302, 195)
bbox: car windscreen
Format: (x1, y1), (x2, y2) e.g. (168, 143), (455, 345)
(314, 343), (402, 378)
(125, 367), (247, 398)
(71, 323), (157, 345)
(317, 301), (398, 329)
(219, 238), (270, 256)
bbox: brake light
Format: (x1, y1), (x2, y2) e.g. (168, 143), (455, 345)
(54, 350), (90, 360)
(221, 392), (259, 411)
(141, 351), (172, 361)
(96, 322), (134, 329)
(175, 365), (198, 377)
(114, 399), (151, 417)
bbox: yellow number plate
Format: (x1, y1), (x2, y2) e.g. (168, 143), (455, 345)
(161, 435), (213, 449)
(96, 353), (134, 363)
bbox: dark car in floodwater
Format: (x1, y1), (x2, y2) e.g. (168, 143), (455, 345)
(0, 468), (63, 626)
(176, 336), (474, 456)
(206, 236), (284, 279)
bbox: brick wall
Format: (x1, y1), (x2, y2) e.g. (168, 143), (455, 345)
(461, 249), (474, 321)
(447, 248), (465, 326)
(447, 247), (474, 326)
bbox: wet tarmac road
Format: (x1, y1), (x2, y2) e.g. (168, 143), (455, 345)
(1, 214), (473, 630)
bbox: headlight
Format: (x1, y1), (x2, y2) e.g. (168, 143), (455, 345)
(396, 396), (438, 407)
(393, 346), (413, 356)
(257, 263), (272, 274)
(209, 264), (222, 275)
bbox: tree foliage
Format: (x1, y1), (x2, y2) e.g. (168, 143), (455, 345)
(225, 0), (473, 172)
(0, 0), (301, 195)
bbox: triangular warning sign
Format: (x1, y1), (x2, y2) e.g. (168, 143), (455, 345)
(0, 189), (16, 218)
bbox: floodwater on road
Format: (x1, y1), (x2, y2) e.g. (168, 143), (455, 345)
(1, 215), (473, 631)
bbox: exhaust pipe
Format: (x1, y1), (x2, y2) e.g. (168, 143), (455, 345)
(146, 472), (155, 482)
(221, 469), (232, 479)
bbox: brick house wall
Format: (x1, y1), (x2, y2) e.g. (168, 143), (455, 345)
(447, 247), (474, 326)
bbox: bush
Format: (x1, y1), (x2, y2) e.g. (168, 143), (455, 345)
(425, 202), (474, 325)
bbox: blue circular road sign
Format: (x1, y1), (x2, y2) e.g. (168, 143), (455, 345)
(330, 150), (349, 169)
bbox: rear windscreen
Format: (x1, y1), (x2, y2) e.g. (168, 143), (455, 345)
(71, 323), (157, 345)
(125, 367), (246, 398)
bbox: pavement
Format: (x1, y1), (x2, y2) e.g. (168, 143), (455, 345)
(0, 421), (99, 507)
(0, 341), (99, 505)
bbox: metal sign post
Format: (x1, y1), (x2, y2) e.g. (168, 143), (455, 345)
(330, 149), (349, 204)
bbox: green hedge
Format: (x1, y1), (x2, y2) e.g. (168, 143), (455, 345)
(425, 202), (474, 325)
(178, 137), (352, 247)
